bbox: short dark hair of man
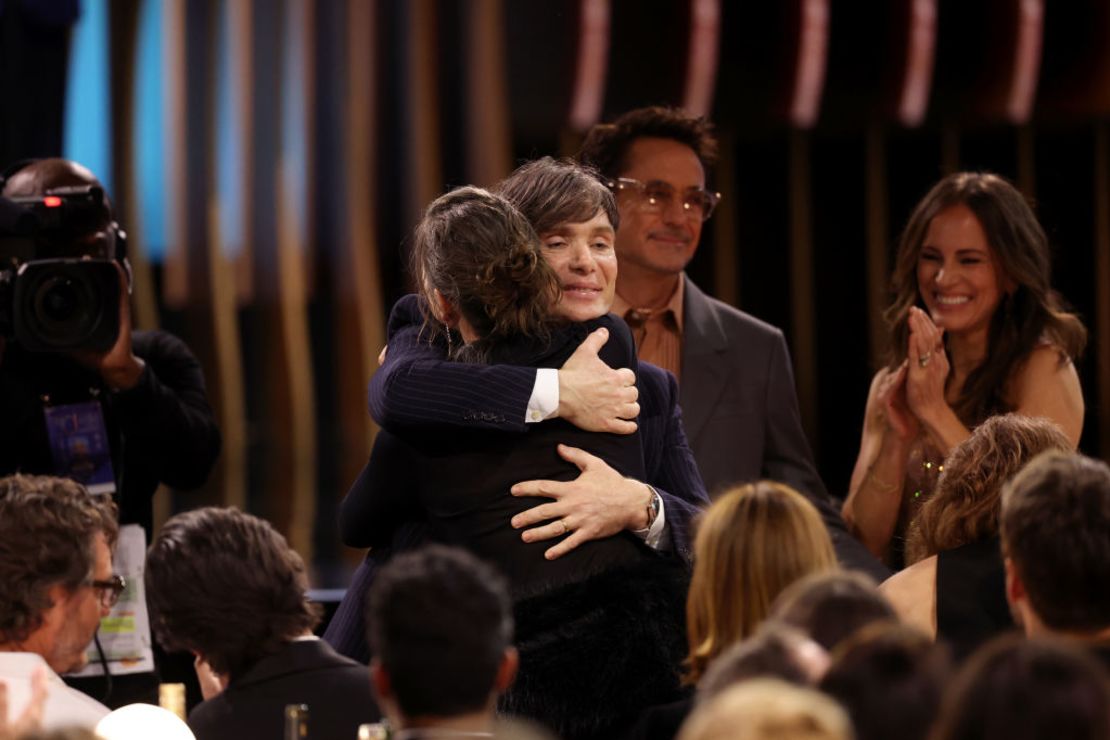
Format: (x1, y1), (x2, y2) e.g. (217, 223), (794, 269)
(144, 506), (321, 678)
(819, 622), (950, 740)
(1001, 451), (1110, 633)
(0, 475), (118, 645)
(771, 571), (897, 652)
(932, 634), (1110, 740)
(698, 623), (820, 702)
(578, 106), (719, 179)
(494, 157), (620, 236)
(367, 545), (513, 718)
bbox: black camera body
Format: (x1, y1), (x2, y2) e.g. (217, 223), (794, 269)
(0, 184), (124, 353)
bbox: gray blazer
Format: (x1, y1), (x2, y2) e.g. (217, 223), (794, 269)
(678, 276), (889, 579)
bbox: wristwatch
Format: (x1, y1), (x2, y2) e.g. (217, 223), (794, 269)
(644, 484), (661, 529)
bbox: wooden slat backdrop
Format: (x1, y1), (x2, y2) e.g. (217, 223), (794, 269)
(864, 124), (890, 369)
(162, 0), (188, 309)
(228, 0), (255, 304)
(333, 0), (383, 500)
(275, 0), (318, 558)
(1094, 126), (1110, 462)
(465, 0), (512, 187)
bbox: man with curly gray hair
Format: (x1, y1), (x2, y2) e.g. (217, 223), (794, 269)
(0, 474), (120, 730)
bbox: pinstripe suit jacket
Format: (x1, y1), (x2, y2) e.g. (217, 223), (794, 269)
(367, 294), (709, 558)
(323, 295), (709, 662)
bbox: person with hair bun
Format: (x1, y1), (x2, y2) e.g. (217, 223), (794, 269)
(843, 172), (1086, 566)
(880, 414), (1070, 658)
(340, 186), (688, 739)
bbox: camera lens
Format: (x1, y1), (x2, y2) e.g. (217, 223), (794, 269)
(29, 267), (101, 341)
(14, 259), (120, 352)
(40, 277), (80, 323)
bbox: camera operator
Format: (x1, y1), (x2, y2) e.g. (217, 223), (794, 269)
(0, 158), (221, 534)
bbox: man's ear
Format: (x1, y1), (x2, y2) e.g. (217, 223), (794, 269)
(1005, 557), (1023, 603)
(494, 647), (519, 694)
(370, 659), (392, 702)
(1004, 555), (1038, 634)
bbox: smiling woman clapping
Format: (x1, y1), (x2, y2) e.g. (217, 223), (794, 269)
(841, 172), (1086, 567)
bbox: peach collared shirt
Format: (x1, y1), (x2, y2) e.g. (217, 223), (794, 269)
(612, 277), (685, 382)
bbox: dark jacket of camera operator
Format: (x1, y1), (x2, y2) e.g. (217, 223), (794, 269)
(0, 159), (220, 533)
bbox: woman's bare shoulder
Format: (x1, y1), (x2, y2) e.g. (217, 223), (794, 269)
(880, 555), (937, 636)
(1007, 344), (1084, 443)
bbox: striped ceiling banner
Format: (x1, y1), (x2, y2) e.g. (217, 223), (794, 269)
(683, 0), (720, 118)
(1006, 0), (1044, 123)
(789, 0), (829, 129)
(897, 0), (937, 128)
(568, 0), (610, 132)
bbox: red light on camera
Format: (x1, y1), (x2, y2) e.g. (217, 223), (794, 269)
(43, 196), (63, 207)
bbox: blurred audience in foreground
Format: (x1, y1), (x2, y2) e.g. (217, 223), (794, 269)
(1001, 450), (1110, 658)
(772, 571), (897, 654)
(0, 475), (118, 731)
(367, 545), (551, 740)
(881, 414), (1070, 658)
(144, 507), (379, 740)
(677, 678), (852, 740)
(932, 635), (1110, 740)
(819, 622), (949, 740)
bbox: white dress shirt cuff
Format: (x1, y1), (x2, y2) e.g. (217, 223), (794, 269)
(525, 368), (560, 424)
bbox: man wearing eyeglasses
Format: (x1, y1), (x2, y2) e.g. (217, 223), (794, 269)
(580, 107), (887, 579)
(0, 474), (121, 730)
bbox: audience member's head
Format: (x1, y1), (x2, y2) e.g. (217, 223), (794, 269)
(144, 507), (321, 680)
(772, 571), (897, 653)
(931, 634), (1110, 740)
(819, 622), (949, 740)
(698, 623), (829, 703)
(367, 545), (516, 728)
(0, 475), (119, 674)
(679, 678), (852, 740)
(410, 185), (558, 361)
(686, 481), (837, 684)
(905, 414), (1071, 564)
(1000, 451), (1110, 638)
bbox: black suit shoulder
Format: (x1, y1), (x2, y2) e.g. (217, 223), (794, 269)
(188, 641), (379, 740)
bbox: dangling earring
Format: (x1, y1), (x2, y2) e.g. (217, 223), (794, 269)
(443, 322), (455, 355)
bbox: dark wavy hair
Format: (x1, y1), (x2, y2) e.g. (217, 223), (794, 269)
(144, 507), (321, 678)
(0, 475), (118, 644)
(410, 186), (560, 363)
(578, 105), (718, 179)
(884, 172), (1086, 425)
(904, 414), (1071, 564)
(495, 157), (619, 235)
